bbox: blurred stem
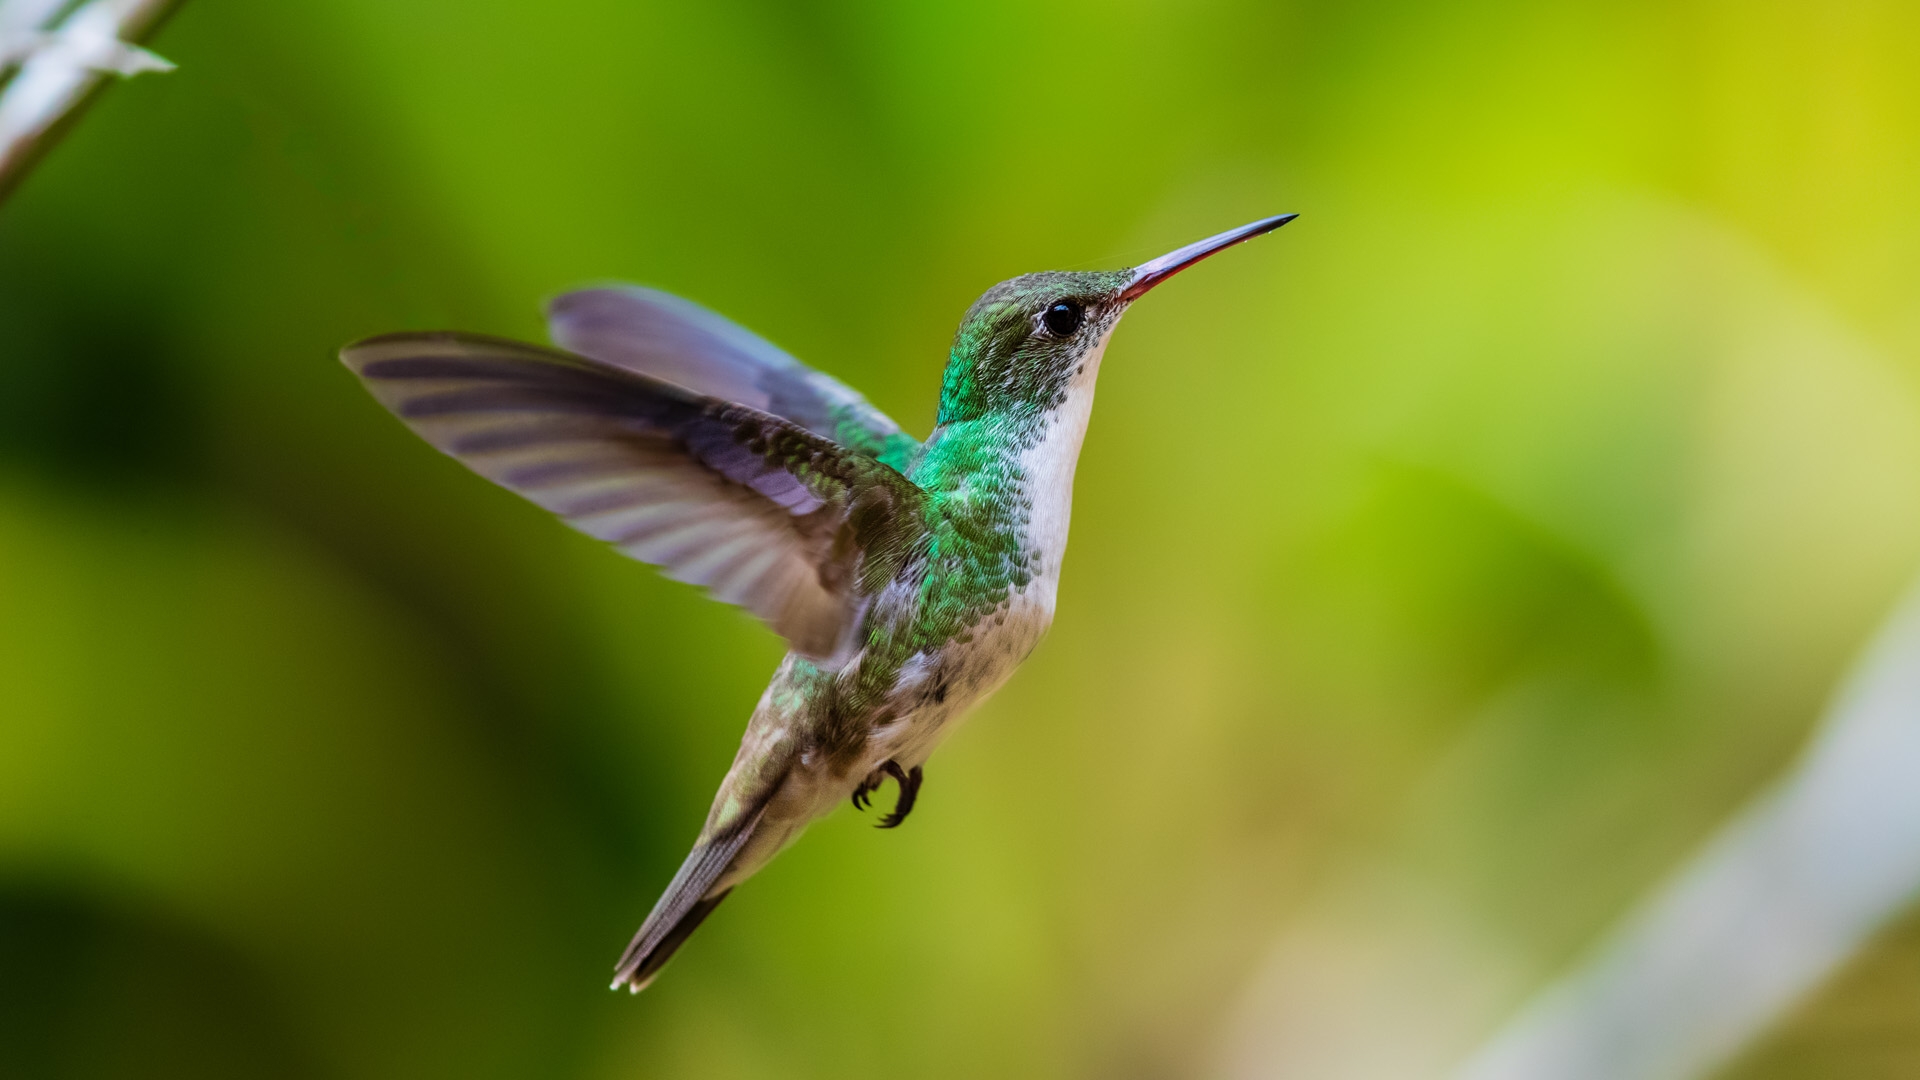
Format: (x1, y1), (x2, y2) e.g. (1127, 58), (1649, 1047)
(1453, 575), (1920, 1080)
(0, 0), (181, 205)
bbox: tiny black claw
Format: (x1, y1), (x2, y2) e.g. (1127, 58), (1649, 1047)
(876, 762), (923, 829)
(851, 785), (871, 811)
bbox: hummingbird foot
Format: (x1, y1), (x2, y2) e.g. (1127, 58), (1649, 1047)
(876, 761), (923, 829)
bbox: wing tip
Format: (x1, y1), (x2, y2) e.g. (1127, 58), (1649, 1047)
(339, 330), (463, 374)
(546, 283), (673, 323)
(340, 331), (591, 376)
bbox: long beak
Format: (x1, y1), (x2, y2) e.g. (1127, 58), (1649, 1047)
(1119, 213), (1298, 301)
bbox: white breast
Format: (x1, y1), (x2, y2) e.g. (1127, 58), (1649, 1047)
(1014, 328), (1110, 612)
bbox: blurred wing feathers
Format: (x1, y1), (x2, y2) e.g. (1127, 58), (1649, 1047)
(547, 286), (919, 470)
(342, 332), (926, 663)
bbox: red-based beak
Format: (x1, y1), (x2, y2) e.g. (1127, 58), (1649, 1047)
(1119, 213), (1298, 301)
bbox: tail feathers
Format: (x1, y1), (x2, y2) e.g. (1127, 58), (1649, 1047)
(619, 890), (731, 992)
(612, 805), (766, 992)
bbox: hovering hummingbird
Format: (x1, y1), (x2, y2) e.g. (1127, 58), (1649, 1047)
(341, 212), (1296, 991)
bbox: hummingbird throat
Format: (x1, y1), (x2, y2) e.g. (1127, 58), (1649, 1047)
(1007, 326), (1111, 590)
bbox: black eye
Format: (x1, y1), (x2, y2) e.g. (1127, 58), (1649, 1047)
(1043, 299), (1084, 336)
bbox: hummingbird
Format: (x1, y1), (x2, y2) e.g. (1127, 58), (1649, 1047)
(341, 212), (1296, 992)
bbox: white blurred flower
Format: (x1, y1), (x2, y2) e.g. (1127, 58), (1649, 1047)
(0, 0), (175, 190)
(0, 0), (171, 77)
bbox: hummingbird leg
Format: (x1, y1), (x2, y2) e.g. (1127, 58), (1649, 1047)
(876, 761), (923, 829)
(851, 771), (881, 811)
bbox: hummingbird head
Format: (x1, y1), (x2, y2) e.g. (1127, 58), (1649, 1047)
(935, 214), (1296, 425)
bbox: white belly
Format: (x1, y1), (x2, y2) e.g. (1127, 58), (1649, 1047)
(868, 593), (1052, 769)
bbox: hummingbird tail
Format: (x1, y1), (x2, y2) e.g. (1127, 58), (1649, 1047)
(611, 803), (767, 993)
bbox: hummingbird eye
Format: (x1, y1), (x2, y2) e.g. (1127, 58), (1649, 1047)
(1042, 299), (1084, 337)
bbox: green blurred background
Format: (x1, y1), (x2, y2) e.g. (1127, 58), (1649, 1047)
(4, 1), (1920, 1077)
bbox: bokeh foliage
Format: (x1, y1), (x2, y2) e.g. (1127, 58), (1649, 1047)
(3, 1), (1920, 1077)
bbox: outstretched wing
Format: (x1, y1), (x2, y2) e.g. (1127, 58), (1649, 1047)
(342, 332), (926, 664)
(547, 286), (920, 472)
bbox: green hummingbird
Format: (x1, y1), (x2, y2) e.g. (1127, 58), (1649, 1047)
(341, 212), (1295, 991)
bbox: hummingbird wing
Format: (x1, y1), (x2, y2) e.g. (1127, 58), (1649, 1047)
(342, 331), (927, 664)
(547, 286), (919, 471)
